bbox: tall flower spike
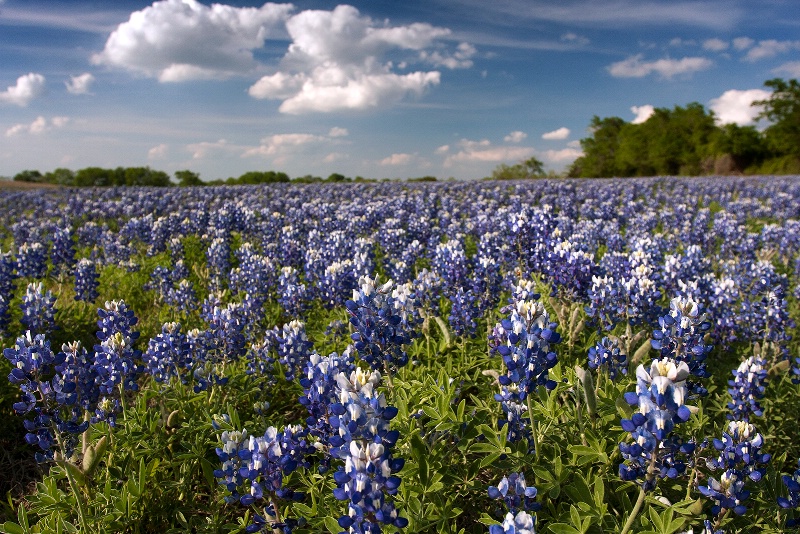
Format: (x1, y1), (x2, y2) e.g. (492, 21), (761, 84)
(21, 282), (57, 336)
(726, 356), (767, 421)
(619, 358), (696, 492)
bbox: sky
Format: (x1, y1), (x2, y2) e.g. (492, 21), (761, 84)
(1, 0), (798, 181)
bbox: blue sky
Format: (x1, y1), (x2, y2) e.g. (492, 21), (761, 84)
(1, 0), (798, 180)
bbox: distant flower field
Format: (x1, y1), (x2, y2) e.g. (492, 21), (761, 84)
(0, 177), (799, 534)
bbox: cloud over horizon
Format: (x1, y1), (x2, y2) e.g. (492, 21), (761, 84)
(708, 88), (770, 125)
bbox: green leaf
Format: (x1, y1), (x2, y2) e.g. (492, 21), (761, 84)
(0, 522), (25, 534)
(324, 516), (341, 534)
(548, 523), (582, 534)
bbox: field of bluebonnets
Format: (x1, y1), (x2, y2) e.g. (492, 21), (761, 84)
(1, 176), (800, 534)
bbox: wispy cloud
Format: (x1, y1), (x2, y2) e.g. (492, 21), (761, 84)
(773, 61), (800, 78)
(504, 131), (527, 143)
(443, 138), (533, 167)
(607, 54), (713, 78)
(380, 153), (415, 166)
(743, 39), (800, 61)
(702, 38), (729, 51)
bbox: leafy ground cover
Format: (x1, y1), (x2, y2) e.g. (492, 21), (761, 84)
(0, 177), (799, 534)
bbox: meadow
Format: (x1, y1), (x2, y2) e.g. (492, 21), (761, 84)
(0, 176), (799, 534)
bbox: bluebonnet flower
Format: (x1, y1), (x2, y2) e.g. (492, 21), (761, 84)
(246, 337), (277, 379)
(777, 459), (800, 526)
(651, 296), (712, 396)
(227, 425), (311, 533)
(298, 351), (355, 453)
(143, 322), (191, 384)
(274, 320), (314, 381)
(278, 266), (308, 318)
(329, 368), (406, 533)
(165, 279), (197, 313)
(147, 265), (173, 302)
(92, 331), (142, 426)
(74, 258), (100, 302)
(726, 356), (767, 421)
(412, 268), (442, 318)
(491, 299), (560, 401)
(0, 248), (16, 336)
(619, 358), (696, 492)
(16, 242), (47, 279)
(96, 300), (140, 343)
(488, 473), (539, 514)
(448, 288), (479, 339)
(587, 336), (627, 381)
(489, 511), (536, 534)
(4, 332), (90, 462)
(207, 236), (231, 291)
(346, 275), (416, 374)
(700, 421), (770, 518)
(204, 303), (247, 362)
(318, 260), (357, 309)
(50, 227), (76, 277)
(433, 238), (469, 290)
(21, 282), (57, 336)
(585, 274), (624, 332)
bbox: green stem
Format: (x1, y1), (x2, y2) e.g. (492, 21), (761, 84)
(526, 394), (539, 458)
(620, 486), (646, 534)
(56, 432), (92, 534)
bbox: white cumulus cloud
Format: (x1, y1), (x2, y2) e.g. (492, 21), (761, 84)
(443, 138), (533, 167)
(708, 89), (771, 125)
(732, 36), (754, 51)
(148, 143), (169, 159)
(380, 153), (414, 166)
(630, 104), (655, 124)
(504, 131), (527, 143)
(773, 61), (800, 78)
(186, 139), (241, 159)
(743, 39), (800, 62)
(608, 54), (713, 78)
(702, 38), (728, 51)
(5, 115), (68, 137)
(92, 0), (293, 81)
(248, 4), (457, 113)
(65, 73), (95, 95)
(0, 73), (46, 106)
(542, 147), (583, 163)
(542, 127), (570, 140)
(328, 127), (349, 137)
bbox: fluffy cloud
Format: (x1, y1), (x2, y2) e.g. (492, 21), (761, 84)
(702, 38), (728, 51)
(504, 131), (527, 143)
(242, 133), (325, 158)
(5, 116), (68, 137)
(743, 40), (800, 62)
(630, 104), (655, 124)
(708, 89), (771, 125)
(328, 127), (349, 137)
(248, 5), (458, 113)
(186, 139), (241, 159)
(65, 73), (95, 95)
(148, 143), (168, 159)
(732, 36), (754, 51)
(0, 73), (46, 106)
(541, 127), (570, 140)
(443, 138), (533, 167)
(434, 145), (450, 154)
(773, 61), (800, 78)
(607, 54), (713, 78)
(542, 147), (583, 163)
(92, 0), (293, 81)
(380, 153), (414, 166)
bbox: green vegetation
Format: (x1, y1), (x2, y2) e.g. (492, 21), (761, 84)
(569, 78), (800, 177)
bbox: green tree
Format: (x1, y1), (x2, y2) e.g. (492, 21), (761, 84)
(756, 78), (800, 158)
(708, 123), (767, 172)
(44, 168), (76, 185)
(175, 170), (203, 186)
(13, 169), (43, 183)
(569, 116), (625, 177)
(490, 156), (545, 180)
(74, 167), (113, 186)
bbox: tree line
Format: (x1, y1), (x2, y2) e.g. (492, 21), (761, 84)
(568, 78), (800, 177)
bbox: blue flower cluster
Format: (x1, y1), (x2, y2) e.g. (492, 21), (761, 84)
(346, 276), (417, 374)
(700, 421), (771, 518)
(587, 336), (627, 381)
(619, 358), (696, 492)
(448, 287), (479, 339)
(726, 356), (767, 421)
(274, 319), (314, 381)
(74, 258), (99, 302)
(21, 282), (57, 336)
(651, 296), (712, 396)
(4, 333), (90, 462)
(778, 459), (800, 526)
(143, 322), (191, 384)
(488, 473), (539, 514)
